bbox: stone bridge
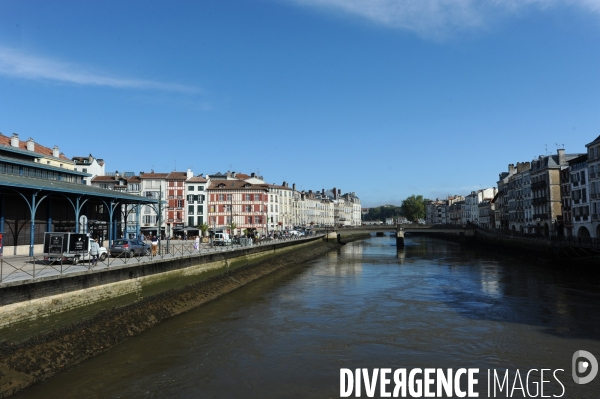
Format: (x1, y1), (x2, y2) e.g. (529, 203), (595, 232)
(315, 225), (476, 247)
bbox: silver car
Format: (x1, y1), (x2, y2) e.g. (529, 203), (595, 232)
(110, 239), (150, 257)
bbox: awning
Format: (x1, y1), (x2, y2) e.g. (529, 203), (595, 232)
(173, 227), (200, 232)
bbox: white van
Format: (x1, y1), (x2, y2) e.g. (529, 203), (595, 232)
(214, 232), (231, 246)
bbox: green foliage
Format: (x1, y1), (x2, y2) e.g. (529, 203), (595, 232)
(400, 195), (426, 221)
(363, 205), (402, 222)
(198, 223), (209, 233)
(364, 195), (428, 223)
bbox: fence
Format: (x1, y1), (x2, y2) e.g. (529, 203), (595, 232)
(0, 235), (312, 284)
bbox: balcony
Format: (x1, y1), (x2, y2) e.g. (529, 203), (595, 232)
(533, 213), (548, 221)
(531, 181), (547, 189)
(532, 197), (547, 205)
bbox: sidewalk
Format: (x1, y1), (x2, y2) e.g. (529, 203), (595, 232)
(0, 235), (310, 285)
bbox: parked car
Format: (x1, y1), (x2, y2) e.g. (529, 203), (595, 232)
(213, 232), (231, 246)
(110, 239), (150, 257)
(289, 230), (302, 236)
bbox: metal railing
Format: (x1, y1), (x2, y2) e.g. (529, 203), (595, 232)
(0, 234), (315, 284)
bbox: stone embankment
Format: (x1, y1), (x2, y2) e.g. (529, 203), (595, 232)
(421, 229), (600, 267)
(0, 236), (357, 398)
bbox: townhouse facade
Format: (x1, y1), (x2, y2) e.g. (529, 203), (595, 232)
(586, 135), (600, 237)
(206, 179), (268, 234)
(568, 154), (590, 238)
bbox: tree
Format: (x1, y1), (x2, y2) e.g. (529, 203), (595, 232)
(197, 223), (209, 237)
(400, 195), (426, 222)
(363, 205), (401, 222)
(228, 222), (237, 234)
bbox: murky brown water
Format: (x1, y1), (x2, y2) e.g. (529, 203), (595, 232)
(13, 236), (600, 398)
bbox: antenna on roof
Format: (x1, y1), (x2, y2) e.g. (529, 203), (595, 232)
(545, 144), (548, 155)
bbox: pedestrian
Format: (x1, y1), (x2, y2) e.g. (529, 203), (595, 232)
(194, 235), (200, 251)
(90, 238), (100, 266)
(151, 235), (158, 256)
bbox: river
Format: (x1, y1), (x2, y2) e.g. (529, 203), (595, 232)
(13, 235), (600, 398)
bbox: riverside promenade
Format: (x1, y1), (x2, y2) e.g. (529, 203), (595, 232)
(0, 236), (314, 285)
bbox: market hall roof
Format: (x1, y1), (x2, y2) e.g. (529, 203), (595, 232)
(0, 173), (158, 204)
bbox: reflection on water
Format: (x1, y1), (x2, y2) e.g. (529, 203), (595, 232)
(14, 236), (600, 398)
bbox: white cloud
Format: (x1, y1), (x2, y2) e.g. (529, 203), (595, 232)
(0, 46), (201, 94)
(288, 0), (600, 38)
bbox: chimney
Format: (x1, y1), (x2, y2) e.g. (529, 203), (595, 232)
(52, 145), (60, 158)
(508, 164), (515, 175)
(333, 187), (337, 199)
(292, 183), (296, 191)
(557, 148), (566, 165)
(26, 137), (35, 151)
(251, 172), (255, 178)
(187, 168), (193, 179)
(10, 133), (19, 148)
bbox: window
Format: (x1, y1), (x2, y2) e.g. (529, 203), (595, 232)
(188, 216), (195, 226)
(218, 194), (225, 201)
(210, 205), (215, 212)
(189, 186), (195, 191)
(224, 205), (232, 212)
(248, 216), (253, 224)
(255, 216), (261, 224)
(188, 205), (194, 214)
(245, 194), (251, 201)
(143, 215), (157, 224)
(198, 186), (204, 191)
(227, 194), (232, 201)
(246, 205), (252, 212)
(197, 205), (203, 214)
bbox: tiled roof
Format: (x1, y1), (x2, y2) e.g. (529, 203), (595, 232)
(139, 172), (169, 179)
(0, 133), (71, 161)
(166, 171), (188, 180)
(187, 176), (207, 183)
(208, 180), (268, 190)
(267, 183), (291, 190)
(92, 176), (117, 182)
(127, 176), (142, 183)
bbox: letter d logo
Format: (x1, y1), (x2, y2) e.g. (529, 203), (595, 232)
(572, 350), (598, 384)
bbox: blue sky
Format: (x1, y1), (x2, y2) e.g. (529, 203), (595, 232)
(1, 0), (599, 207)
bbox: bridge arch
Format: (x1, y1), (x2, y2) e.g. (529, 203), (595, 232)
(577, 226), (591, 239)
